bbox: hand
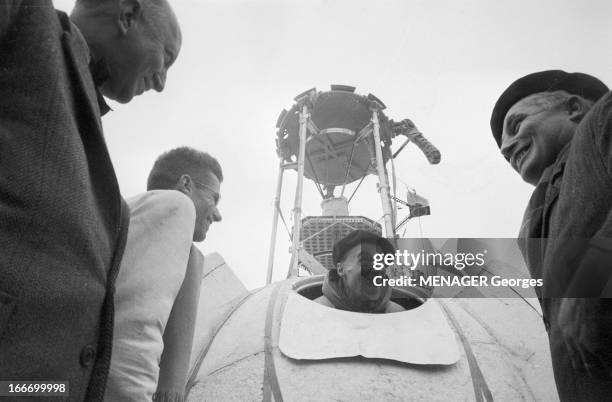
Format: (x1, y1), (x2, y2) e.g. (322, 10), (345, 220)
(557, 298), (612, 378)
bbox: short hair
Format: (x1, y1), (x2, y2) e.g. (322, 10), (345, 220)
(147, 147), (223, 191)
(522, 90), (595, 116)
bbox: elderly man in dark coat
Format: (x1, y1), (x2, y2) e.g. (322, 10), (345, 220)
(0, 0), (180, 400)
(491, 70), (612, 401)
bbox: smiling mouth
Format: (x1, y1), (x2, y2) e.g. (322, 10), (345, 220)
(513, 145), (531, 171)
(362, 283), (382, 299)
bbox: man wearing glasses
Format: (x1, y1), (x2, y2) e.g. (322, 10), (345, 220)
(148, 146), (223, 243)
(105, 147), (222, 401)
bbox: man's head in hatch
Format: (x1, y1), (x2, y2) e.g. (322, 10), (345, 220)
(316, 230), (404, 313)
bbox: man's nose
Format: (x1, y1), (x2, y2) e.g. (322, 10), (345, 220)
(212, 207), (222, 222)
(153, 71), (166, 92)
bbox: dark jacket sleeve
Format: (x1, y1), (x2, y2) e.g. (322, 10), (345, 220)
(565, 92), (612, 296)
(589, 92), (612, 241)
(592, 92), (612, 182)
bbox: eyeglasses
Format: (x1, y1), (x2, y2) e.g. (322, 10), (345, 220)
(191, 178), (220, 205)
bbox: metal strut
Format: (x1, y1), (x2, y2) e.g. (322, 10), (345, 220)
(287, 102), (309, 278)
(371, 108), (395, 238)
(266, 159), (285, 284)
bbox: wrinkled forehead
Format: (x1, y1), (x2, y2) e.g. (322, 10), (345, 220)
(503, 93), (549, 127)
(507, 93), (548, 115)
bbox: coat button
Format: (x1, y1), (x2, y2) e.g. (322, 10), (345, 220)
(80, 345), (96, 367)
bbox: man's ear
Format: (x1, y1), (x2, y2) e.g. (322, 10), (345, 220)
(567, 95), (588, 123)
(176, 174), (193, 194)
(118, 0), (143, 36)
(336, 262), (345, 277)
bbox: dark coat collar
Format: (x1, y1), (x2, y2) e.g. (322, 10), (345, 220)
(88, 58), (112, 116)
(56, 10), (111, 116)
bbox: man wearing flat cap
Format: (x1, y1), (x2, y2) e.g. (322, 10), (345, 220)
(491, 70), (612, 400)
(315, 230), (404, 313)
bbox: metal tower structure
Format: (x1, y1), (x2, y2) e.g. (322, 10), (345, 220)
(266, 85), (441, 283)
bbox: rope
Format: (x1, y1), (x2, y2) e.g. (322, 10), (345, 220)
(306, 151), (325, 198)
(477, 266), (542, 317)
(390, 149), (398, 230)
(439, 301), (494, 402)
(277, 204), (292, 240)
(340, 140), (358, 197)
(347, 163), (370, 204)
(185, 290), (261, 398)
(418, 217), (424, 238)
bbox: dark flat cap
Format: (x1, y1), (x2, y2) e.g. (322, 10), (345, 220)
(490, 70), (609, 147)
(332, 230), (396, 265)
